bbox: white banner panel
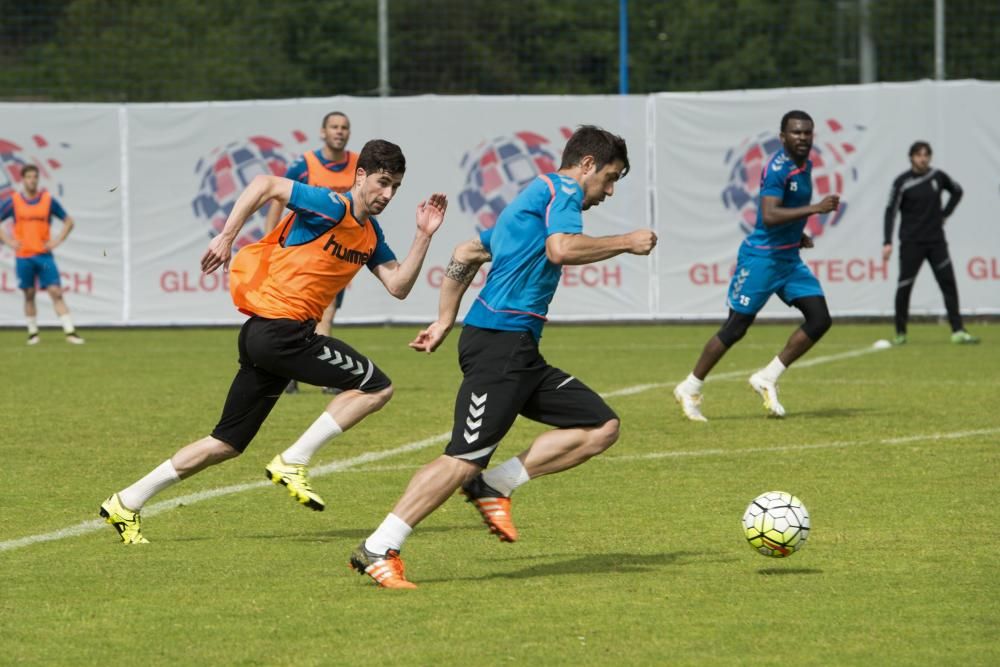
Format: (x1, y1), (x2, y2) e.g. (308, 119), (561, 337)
(125, 96), (650, 325)
(1, 82), (996, 327)
(0, 105), (122, 325)
(654, 80), (1000, 319)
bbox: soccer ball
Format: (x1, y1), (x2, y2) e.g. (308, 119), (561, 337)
(742, 491), (810, 558)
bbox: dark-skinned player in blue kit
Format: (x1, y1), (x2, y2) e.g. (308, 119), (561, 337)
(674, 110), (840, 422)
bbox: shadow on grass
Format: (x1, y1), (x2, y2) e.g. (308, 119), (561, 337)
(419, 551), (718, 583)
(756, 567), (823, 576)
(242, 524), (485, 542)
(705, 407), (872, 421)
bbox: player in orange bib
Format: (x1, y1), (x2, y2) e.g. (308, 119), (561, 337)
(265, 111), (357, 393)
(0, 164), (85, 344)
(100, 139), (448, 544)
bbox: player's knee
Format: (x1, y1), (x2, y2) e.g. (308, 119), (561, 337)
(590, 418), (621, 454)
(216, 440), (242, 461)
(358, 365), (392, 394)
(366, 383), (394, 411)
(936, 272), (957, 291)
(717, 311), (755, 347)
(802, 312), (832, 341)
(206, 433), (249, 460)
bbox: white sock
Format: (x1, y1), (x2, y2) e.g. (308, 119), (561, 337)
(682, 372), (704, 393)
(281, 412), (343, 466)
(118, 459), (180, 510)
(365, 513), (412, 554)
(27, 318), (39, 336)
(760, 356), (787, 383)
(59, 314), (75, 334)
(481, 457), (531, 497)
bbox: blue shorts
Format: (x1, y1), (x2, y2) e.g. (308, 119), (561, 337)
(727, 248), (823, 315)
(15, 253), (61, 290)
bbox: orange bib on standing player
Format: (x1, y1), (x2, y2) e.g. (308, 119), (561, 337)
(229, 193), (376, 322)
(304, 150), (358, 193)
(11, 191), (52, 258)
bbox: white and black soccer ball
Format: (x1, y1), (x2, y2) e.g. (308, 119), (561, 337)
(742, 491), (810, 557)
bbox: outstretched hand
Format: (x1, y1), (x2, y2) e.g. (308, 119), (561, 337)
(201, 234), (234, 274)
(416, 193), (448, 237)
(409, 321), (452, 353)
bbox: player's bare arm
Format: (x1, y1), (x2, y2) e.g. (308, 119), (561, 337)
(262, 199), (283, 234)
(371, 193), (447, 299)
(201, 175), (293, 274)
(409, 238), (491, 354)
(545, 228), (657, 265)
(761, 195), (839, 227)
(46, 216), (74, 250)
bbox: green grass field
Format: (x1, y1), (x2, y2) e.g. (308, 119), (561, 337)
(1, 322), (997, 666)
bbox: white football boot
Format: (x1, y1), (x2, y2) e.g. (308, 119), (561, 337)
(673, 383), (708, 422)
(748, 372), (785, 418)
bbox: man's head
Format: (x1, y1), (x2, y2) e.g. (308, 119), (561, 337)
(779, 110), (814, 162)
(354, 139), (406, 216)
(559, 125), (630, 210)
(909, 141), (932, 174)
(21, 165), (39, 194)
(320, 111), (351, 154)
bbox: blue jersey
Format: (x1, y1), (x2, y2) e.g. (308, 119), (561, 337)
(283, 182), (396, 269)
(464, 173), (584, 341)
(743, 150), (812, 258)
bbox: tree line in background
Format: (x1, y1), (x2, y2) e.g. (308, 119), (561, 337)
(1, 0), (998, 102)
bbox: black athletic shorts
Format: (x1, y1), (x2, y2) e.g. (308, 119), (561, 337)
(211, 316), (391, 451)
(443, 325), (618, 467)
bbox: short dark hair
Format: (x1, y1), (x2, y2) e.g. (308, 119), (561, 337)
(559, 125), (630, 178)
(21, 164), (38, 178)
(909, 141), (932, 157)
(781, 110), (814, 132)
(322, 111), (349, 127)
(357, 139), (405, 176)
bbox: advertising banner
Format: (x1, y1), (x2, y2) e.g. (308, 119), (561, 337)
(0, 105), (122, 325)
(653, 80), (1000, 319)
(1, 81), (996, 326)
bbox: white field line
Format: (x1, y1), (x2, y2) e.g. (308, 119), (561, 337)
(317, 427), (1000, 474)
(601, 345), (885, 398)
(0, 432), (448, 554)
(600, 427), (1000, 463)
(0, 344), (888, 554)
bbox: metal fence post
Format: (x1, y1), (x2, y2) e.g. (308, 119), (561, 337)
(935, 0), (945, 79)
(619, 0), (629, 95)
(379, 0), (390, 96)
(859, 0), (877, 83)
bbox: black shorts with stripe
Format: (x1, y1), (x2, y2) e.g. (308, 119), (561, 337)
(444, 325), (618, 467)
(211, 316), (390, 451)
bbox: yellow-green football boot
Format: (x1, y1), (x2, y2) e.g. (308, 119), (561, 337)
(100, 494), (150, 544)
(264, 455), (325, 511)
